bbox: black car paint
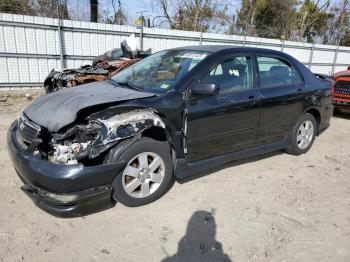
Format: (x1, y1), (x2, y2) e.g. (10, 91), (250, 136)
(24, 81), (156, 132)
(7, 46), (333, 217)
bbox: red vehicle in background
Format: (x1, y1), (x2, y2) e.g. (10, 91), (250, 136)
(332, 66), (350, 111)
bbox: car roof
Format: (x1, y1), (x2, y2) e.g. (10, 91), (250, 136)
(171, 45), (284, 55)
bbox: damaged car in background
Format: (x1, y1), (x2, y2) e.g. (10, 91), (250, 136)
(8, 46), (333, 217)
(44, 34), (151, 94)
(331, 65), (350, 112)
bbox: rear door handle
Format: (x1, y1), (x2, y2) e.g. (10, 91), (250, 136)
(247, 95), (258, 105)
(296, 88), (303, 93)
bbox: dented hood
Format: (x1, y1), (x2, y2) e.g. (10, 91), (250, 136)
(24, 81), (155, 132)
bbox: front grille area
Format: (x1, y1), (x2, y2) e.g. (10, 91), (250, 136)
(334, 80), (350, 95)
(18, 113), (41, 143)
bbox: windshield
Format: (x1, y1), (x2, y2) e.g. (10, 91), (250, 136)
(111, 50), (210, 93)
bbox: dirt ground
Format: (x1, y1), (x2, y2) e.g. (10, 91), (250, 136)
(1, 91), (350, 262)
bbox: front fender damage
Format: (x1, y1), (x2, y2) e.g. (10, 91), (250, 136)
(89, 109), (166, 159)
(48, 109), (166, 165)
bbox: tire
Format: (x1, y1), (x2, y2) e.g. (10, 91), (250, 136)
(285, 113), (318, 156)
(108, 137), (174, 207)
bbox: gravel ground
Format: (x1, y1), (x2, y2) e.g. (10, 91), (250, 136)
(1, 91), (350, 262)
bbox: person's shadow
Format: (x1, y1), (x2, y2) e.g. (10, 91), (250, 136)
(162, 210), (231, 262)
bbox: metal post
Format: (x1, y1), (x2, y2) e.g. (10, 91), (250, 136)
(281, 40), (284, 52)
(332, 45), (339, 74)
(199, 31), (203, 45)
(136, 11), (148, 52)
(308, 43), (314, 69)
(57, 1), (65, 69)
(57, 19), (65, 69)
(139, 25), (143, 51)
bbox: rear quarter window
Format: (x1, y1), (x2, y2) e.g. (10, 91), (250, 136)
(257, 56), (303, 88)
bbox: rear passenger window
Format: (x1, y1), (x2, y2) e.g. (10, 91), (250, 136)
(257, 57), (302, 88)
(202, 56), (253, 94)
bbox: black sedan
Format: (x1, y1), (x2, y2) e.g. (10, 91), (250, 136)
(7, 46), (333, 217)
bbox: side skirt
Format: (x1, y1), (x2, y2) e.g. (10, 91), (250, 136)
(175, 137), (290, 180)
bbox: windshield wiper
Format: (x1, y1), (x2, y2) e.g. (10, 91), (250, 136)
(109, 79), (143, 91)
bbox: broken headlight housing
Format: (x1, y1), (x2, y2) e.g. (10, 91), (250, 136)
(49, 122), (102, 165)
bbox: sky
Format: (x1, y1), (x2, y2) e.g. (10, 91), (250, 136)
(67, 0), (162, 25)
(66, 0), (341, 27)
(67, 0), (239, 27)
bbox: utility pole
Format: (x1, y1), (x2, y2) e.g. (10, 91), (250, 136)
(136, 11), (148, 52)
(90, 0), (98, 22)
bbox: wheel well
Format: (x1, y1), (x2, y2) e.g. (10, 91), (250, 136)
(306, 108), (321, 125)
(141, 126), (177, 167)
(142, 126), (168, 141)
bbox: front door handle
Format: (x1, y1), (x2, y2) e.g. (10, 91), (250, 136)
(248, 95), (255, 99)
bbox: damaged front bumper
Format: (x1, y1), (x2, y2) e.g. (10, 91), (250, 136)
(7, 121), (126, 218)
(20, 183), (114, 218)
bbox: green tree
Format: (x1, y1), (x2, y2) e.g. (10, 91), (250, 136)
(340, 31), (350, 46)
(114, 8), (127, 25)
(156, 0), (225, 32)
(236, 0), (298, 39)
(325, 0), (350, 45)
(0, 0), (35, 15)
(37, 0), (69, 19)
(294, 0), (331, 42)
(111, 0), (127, 25)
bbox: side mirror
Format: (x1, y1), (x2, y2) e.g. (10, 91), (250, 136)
(191, 83), (219, 96)
(347, 65), (350, 71)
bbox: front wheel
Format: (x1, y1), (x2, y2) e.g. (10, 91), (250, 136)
(286, 113), (317, 156)
(108, 137), (174, 207)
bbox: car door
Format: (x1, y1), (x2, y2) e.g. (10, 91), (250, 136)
(255, 55), (306, 145)
(186, 55), (261, 162)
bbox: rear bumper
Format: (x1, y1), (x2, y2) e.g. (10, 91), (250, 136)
(7, 121), (124, 217)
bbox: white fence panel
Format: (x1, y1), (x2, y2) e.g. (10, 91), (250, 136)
(0, 13), (349, 88)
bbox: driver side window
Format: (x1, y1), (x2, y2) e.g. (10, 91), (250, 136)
(201, 56), (253, 94)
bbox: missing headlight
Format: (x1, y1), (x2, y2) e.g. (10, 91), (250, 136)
(48, 122), (101, 165)
(49, 142), (91, 165)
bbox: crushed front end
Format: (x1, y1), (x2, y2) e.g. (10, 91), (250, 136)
(7, 109), (165, 217)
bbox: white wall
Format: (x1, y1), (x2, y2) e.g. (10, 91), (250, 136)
(1, 13), (349, 88)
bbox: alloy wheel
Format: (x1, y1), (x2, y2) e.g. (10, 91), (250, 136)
(297, 120), (314, 150)
(122, 152), (165, 198)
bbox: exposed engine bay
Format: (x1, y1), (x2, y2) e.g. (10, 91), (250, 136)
(50, 142), (90, 165)
(48, 122), (100, 165)
(44, 34), (151, 94)
(32, 109), (166, 165)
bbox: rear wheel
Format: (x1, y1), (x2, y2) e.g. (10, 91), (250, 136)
(286, 113), (317, 155)
(108, 137), (174, 207)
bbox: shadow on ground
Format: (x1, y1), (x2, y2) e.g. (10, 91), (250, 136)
(162, 210), (231, 262)
(179, 150), (283, 183)
(333, 109), (350, 120)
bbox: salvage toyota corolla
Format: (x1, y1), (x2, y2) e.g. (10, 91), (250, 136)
(8, 46), (333, 217)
